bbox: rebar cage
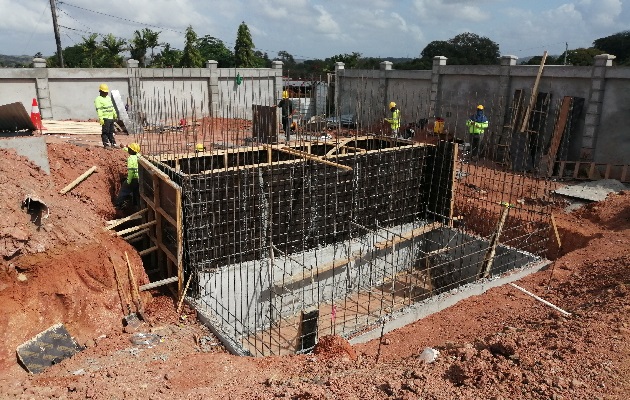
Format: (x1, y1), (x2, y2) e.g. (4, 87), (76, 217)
(132, 69), (555, 356)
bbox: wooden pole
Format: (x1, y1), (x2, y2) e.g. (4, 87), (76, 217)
(264, 145), (353, 171)
(479, 203), (511, 278)
(105, 208), (148, 231)
(125, 251), (145, 319)
(519, 51), (548, 133)
(59, 166), (97, 194)
(177, 273), (194, 314)
(510, 283), (571, 316)
(116, 220), (157, 236)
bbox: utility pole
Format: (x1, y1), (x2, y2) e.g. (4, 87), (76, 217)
(564, 42), (568, 66)
(49, 0), (64, 67)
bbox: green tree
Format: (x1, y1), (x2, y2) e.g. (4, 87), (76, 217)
(143, 29), (161, 65)
(234, 22), (257, 67)
(130, 30), (148, 67)
(593, 31), (630, 65)
(179, 26), (203, 67)
(197, 35), (234, 67)
(81, 33), (101, 68)
(153, 43), (182, 67)
(419, 33), (500, 65)
(253, 50), (271, 67)
(101, 34), (127, 67)
(325, 52), (362, 69)
(557, 47), (605, 66)
(275, 50), (295, 67)
(520, 54), (558, 66)
(48, 44), (86, 67)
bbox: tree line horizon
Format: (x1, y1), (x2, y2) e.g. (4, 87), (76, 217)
(3, 23), (629, 76)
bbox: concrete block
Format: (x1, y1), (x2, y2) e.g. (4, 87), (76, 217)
(0, 136), (50, 174)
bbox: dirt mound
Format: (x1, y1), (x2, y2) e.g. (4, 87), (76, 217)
(0, 142), (149, 374)
(313, 335), (357, 360)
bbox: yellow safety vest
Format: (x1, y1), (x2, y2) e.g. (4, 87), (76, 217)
(127, 154), (139, 184)
(95, 95), (117, 120)
(385, 109), (401, 130)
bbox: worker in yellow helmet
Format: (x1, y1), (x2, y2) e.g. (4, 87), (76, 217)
(195, 143), (206, 152)
(94, 83), (118, 149)
(115, 143), (141, 211)
(277, 90), (294, 142)
(466, 104), (489, 160)
(384, 101), (401, 137)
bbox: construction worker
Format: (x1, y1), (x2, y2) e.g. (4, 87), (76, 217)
(115, 143), (140, 210)
(94, 84), (118, 148)
(277, 90), (294, 142)
(195, 143), (206, 153)
(384, 101), (401, 137)
(466, 104), (489, 160)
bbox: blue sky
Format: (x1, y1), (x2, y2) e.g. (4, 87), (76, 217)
(1, 0), (628, 61)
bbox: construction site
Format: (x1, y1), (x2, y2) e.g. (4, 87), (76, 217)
(0, 56), (628, 399)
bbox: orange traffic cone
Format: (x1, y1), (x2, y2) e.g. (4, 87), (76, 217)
(30, 98), (46, 131)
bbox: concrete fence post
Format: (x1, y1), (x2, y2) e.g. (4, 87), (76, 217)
(32, 58), (53, 119)
(430, 56), (447, 120)
(272, 61), (284, 136)
(581, 54), (615, 161)
(380, 61), (393, 111)
(206, 60), (219, 117)
(334, 62), (345, 119)
(126, 59), (141, 119)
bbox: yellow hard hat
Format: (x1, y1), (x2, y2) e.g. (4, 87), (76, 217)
(389, 101), (396, 109)
(126, 143), (140, 153)
(99, 83), (109, 92)
(282, 90), (289, 99)
(477, 104), (484, 110)
(195, 143), (205, 152)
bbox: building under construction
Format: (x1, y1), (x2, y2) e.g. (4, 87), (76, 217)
(117, 62), (565, 357)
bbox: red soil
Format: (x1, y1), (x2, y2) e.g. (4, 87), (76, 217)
(0, 133), (628, 399)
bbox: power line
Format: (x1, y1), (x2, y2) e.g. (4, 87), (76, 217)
(58, 1), (185, 34)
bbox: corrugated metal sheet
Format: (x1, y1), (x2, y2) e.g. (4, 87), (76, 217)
(0, 102), (37, 132)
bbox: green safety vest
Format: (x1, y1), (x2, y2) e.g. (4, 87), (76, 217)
(95, 95), (117, 120)
(127, 154), (139, 184)
(385, 109), (401, 130)
(466, 119), (488, 134)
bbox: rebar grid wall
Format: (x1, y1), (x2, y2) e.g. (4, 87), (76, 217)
(133, 68), (554, 357)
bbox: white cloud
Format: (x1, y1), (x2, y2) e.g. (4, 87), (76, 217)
(412, 0), (490, 22)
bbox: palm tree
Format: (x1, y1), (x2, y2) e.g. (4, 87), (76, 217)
(101, 34), (127, 67)
(81, 33), (100, 68)
(129, 30), (148, 67)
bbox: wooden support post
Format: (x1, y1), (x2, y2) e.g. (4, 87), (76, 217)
(138, 246), (158, 256)
(550, 214), (562, 249)
(374, 222), (443, 251)
(519, 51), (547, 134)
(479, 204), (511, 278)
(105, 208), (148, 231)
(116, 220), (157, 236)
(59, 166), (97, 194)
(122, 228), (149, 242)
(176, 273), (193, 314)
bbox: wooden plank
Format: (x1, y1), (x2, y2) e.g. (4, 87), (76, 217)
(116, 220), (156, 236)
(478, 205), (511, 278)
(605, 164), (612, 179)
(139, 276), (179, 291)
(543, 96), (572, 176)
(621, 165), (628, 182)
(105, 208), (148, 231)
(122, 228), (149, 242)
(558, 161), (566, 178)
(573, 162), (580, 178)
(176, 189), (183, 295)
(324, 138), (353, 157)
(374, 222), (443, 251)
(264, 145), (353, 171)
(448, 143), (458, 227)
(550, 214), (562, 249)
(138, 246), (158, 256)
(519, 51), (548, 133)
(137, 156), (181, 191)
(588, 162), (596, 180)
(59, 166), (97, 194)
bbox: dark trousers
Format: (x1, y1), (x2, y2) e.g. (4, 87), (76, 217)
(115, 179), (139, 209)
(470, 133), (483, 158)
(101, 119), (116, 146)
(282, 116), (291, 141)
